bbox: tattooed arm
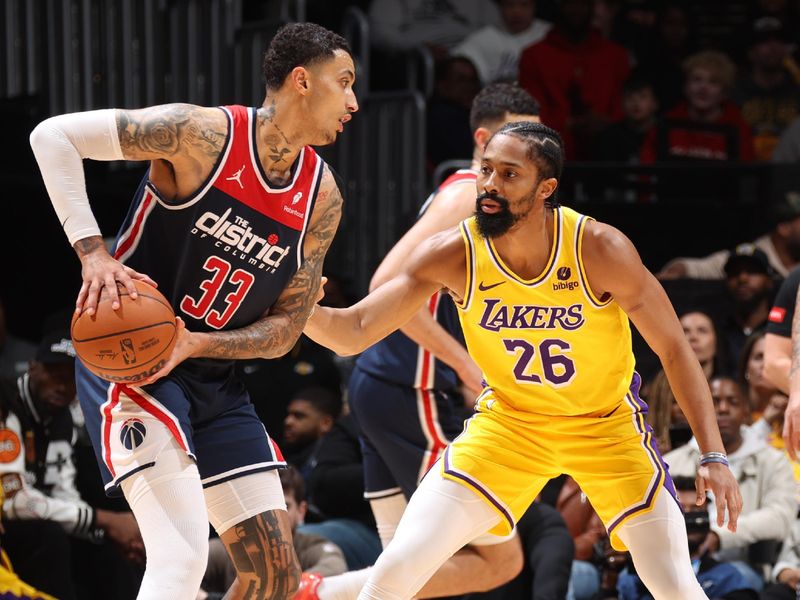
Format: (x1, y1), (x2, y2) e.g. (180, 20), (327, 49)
(143, 165), (343, 383)
(30, 103), (228, 315)
(201, 165), (342, 359)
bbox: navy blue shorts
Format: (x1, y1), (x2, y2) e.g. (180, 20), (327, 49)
(76, 358), (285, 496)
(348, 365), (466, 500)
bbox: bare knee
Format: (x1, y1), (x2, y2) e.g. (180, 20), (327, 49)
(469, 535), (524, 591)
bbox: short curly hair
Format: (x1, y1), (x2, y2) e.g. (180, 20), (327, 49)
(469, 83), (540, 133)
(683, 50), (736, 93)
(263, 23), (352, 91)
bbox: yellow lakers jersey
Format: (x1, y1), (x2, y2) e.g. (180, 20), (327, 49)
(456, 206), (636, 417)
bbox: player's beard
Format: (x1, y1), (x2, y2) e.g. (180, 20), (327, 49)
(474, 193), (518, 238)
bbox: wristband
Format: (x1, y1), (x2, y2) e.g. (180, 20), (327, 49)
(699, 451), (729, 467)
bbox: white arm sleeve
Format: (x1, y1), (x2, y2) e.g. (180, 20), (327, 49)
(29, 109), (125, 246)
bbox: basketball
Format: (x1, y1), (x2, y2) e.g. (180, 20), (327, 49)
(70, 280), (177, 384)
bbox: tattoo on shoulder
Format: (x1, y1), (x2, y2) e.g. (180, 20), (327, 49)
(117, 104), (226, 160)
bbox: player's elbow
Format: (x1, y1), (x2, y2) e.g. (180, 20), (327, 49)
(332, 337), (370, 357)
(29, 118), (57, 155)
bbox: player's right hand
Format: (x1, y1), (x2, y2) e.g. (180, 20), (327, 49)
(695, 462), (742, 533)
(77, 241), (157, 315)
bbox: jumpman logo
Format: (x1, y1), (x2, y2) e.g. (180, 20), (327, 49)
(226, 165), (246, 189)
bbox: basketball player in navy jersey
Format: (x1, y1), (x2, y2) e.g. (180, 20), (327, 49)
(29, 23), (357, 600)
(297, 84), (541, 600)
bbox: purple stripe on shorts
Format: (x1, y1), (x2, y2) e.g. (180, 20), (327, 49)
(443, 447), (515, 531)
(607, 374), (679, 533)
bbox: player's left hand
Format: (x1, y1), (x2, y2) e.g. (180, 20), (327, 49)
(141, 317), (199, 385)
(695, 462), (742, 532)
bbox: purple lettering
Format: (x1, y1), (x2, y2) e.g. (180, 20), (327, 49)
(478, 299), (503, 332)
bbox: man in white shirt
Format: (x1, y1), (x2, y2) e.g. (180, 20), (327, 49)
(665, 376), (796, 591)
(658, 191), (800, 280)
(453, 0), (551, 84)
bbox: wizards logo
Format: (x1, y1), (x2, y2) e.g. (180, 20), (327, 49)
(120, 418), (147, 451)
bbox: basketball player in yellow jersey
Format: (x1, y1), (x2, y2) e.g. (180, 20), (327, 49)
(304, 121), (742, 600)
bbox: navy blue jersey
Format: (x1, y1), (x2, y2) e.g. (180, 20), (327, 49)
(355, 170), (476, 390)
(113, 104), (323, 345)
(78, 104), (322, 495)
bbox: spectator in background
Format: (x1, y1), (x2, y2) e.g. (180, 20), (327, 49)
(616, 475), (758, 600)
(683, 0), (749, 59)
(202, 466), (347, 597)
(739, 331), (786, 422)
(641, 50), (754, 163)
(762, 519), (800, 600)
(738, 332), (799, 492)
(731, 17), (800, 161)
(0, 332), (143, 600)
(0, 297), (35, 381)
(645, 310), (727, 452)
(367, 0), (501, 59)
(303, 411), (382, 571)
(594, 71), (658, 162)
(518, 0), (631, 159)
(282, 467), (348, 576)
(644, 4), (694, 114)
(747, 0), (800, 49)
(453, 0), (551, 85)
(720, 245), (777, 369)
(658, 190), (800, 280)
(283, 386), (343, 481)
(664, 376), (796, 591)
(236, 335), (342, 447)
(426, 56), (481, 171)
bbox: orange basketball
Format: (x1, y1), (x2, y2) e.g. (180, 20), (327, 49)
(70, 280), (177, 384)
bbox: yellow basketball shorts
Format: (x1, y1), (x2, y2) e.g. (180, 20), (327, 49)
(441, 382), (676, 551)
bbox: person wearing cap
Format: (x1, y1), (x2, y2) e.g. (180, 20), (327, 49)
(731, 16), (800, 161)
(720, 243), (777, 368)
(659, 190), (800, 280)
(0, 332), (143, 599)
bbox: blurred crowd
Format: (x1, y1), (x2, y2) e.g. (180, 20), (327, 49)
(4, 0), (800, 598)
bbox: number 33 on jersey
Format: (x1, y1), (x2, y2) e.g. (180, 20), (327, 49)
(112, 105), (324, 332)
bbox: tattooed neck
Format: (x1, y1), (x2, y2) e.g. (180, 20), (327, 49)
(256, 100), (299, 175)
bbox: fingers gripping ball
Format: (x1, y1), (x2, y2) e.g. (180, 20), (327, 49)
(71, 280), (177, 384)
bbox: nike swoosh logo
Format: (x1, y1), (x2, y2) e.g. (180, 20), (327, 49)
(478, 281), (505, 291)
